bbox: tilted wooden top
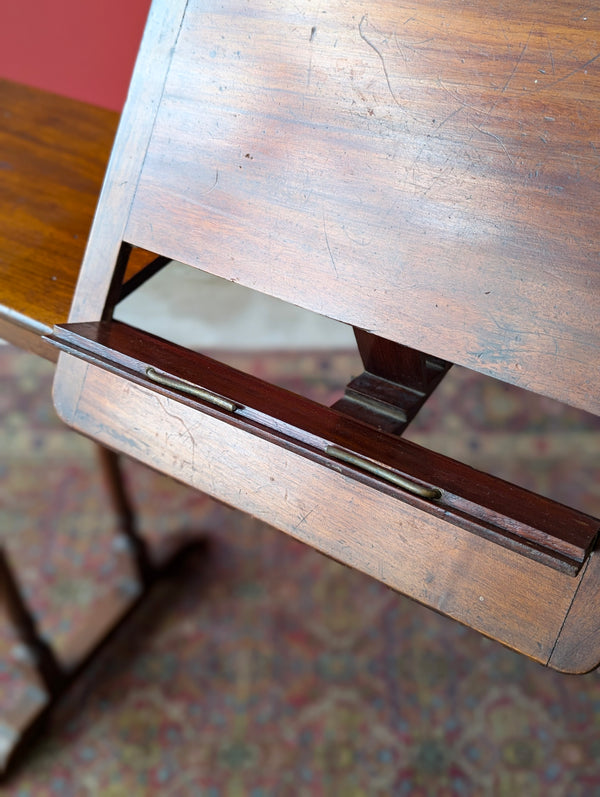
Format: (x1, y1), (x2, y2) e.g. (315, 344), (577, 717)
(70, 0), (600, 413)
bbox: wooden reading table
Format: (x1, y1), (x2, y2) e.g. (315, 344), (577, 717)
(51, 0), (600, 676)
(3, 0), (600, 773)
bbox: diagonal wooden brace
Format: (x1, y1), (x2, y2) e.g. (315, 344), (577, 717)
(0, 547), (65, 696)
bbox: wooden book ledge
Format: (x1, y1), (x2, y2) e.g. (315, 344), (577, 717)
(50, 0), (600, 672)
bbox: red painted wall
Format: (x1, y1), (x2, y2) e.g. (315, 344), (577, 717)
(0, 0), (152, 111)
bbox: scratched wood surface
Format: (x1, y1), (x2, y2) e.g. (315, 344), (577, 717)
(53, 352), (584, 667)
(51, 0), (600, 670)
(119, 0), (600, 414)
(50, 319), (600, 573)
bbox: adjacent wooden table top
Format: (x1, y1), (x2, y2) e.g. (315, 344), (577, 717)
(0, 79), (119, 359)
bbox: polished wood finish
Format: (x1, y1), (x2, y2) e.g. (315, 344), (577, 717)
(52, 0), (600, 671)
(549, 550), (600, 672)
(122, 0), (599, 415)
(67, 0), (189, 326)
(0, 80), (160, 359)
(354, 329), (439, 393)
(0, 80), (118, 358)
(52, 320), (600, 669)
(53, 351), (587, 667)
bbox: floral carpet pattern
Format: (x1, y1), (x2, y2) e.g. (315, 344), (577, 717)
(2, 345), (600, 796)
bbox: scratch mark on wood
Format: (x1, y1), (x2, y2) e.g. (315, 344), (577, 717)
(199, 169), (219, 196)
(251, 482), (272, 495)
(294, 506), (317, 531)
(471, 123), (514, 165)
(546, 36), (556, 75)
(394, 33), (412, 77)
(436, 79), (486, 114)
(500, 26), (533, 95)
(434, 106), (463, 130)
(157, 396), (196, 466)
(358, 15), (404, 110)
(322, 210), (338, 276)
(542, 52), (600, 89)
(307, 24), (318, 89)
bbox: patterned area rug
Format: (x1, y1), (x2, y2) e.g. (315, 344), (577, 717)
(2, 344), (600, 796)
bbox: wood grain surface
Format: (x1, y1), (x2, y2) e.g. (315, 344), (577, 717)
(50, 319), (600, 574)
(0, 80), (118, 340)
(0, 81), (170, 358)
(120, 0), (600, 414)
(67, 0), (190, 325)
(549, 549), (600, 672)
(50, 0), (600, 670)
(53, 351), (584, 666)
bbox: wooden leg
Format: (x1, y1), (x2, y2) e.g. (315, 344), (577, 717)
(333, 329), (452, 435)
(0, 447), (206, 781)
(96, 446), (153, 586)
(0, 548), (65, 695)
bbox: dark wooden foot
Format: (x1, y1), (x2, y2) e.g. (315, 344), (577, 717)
(0, 534), (207, 781)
